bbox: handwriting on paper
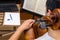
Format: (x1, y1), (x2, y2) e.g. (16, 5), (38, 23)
(3, 12), (20, 25)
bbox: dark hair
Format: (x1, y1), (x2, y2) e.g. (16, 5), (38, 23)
(55, 0), (60, 8)
(46, 0), (60, 11)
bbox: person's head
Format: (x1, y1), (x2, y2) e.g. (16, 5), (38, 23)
(46, 0), (60, 30)
(35, 0), (60, 37)
(46, 0), (60, 15)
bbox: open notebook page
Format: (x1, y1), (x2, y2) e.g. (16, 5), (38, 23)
(23, 0), (47, 16)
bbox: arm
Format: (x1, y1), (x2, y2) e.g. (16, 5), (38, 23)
(9, 19), (35, 40)
(25, 28), (35, 40)
(9, 26), (24, 40)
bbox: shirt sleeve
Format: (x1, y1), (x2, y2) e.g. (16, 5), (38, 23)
(34, 32), (55, 40)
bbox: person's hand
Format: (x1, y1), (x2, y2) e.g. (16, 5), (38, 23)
(47, 10), (53, 16)
(48, 27), (60, 40)
(19, 19), (35, 31)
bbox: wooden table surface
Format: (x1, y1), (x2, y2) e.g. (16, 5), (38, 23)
(0, 4), (33, 40)
(0, 3), (45, 40)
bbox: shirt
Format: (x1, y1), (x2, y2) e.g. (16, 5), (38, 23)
(35, 32), (55, 40)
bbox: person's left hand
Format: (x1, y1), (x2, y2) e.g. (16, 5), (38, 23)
(48, 27), (60, 40)
(18, 19), (35, 31)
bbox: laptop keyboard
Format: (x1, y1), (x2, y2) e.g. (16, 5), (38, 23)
(0, 4), (18, 12)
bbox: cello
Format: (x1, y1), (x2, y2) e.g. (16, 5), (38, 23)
(24, 8), (60, 40)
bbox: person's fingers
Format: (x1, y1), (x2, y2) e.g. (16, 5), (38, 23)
(48, 27), (55, 36)
(31, 20), (35, 23)
(24, 19), (33, 23)
(47, 10), (52, 16)
(47, 27), (54, 34)
(47, 27), (53, 32)
(48, 10), (51, 12)
(23, 19), (35, 27)
(29, 20), (35, 26)
(28, 19), (35, 24)
(47, 10), (51, 15)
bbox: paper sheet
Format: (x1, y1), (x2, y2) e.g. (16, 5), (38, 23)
(3, 12), (20, 25)
(23, 0), (47, 16)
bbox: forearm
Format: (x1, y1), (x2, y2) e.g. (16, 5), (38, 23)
(9, 26), (24, 40)
(9, 19), (35, 40)
(25, 28), (35, 40)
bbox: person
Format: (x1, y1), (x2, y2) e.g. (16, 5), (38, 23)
(9, 19), (35, 40)
(9, 0), (60, 40)
(9, 19), (60, 40)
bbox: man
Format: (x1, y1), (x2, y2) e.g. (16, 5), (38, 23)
(9, 19), (35, 40)
(9, 19), (60, 40)
(9, 0), (60, 40)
